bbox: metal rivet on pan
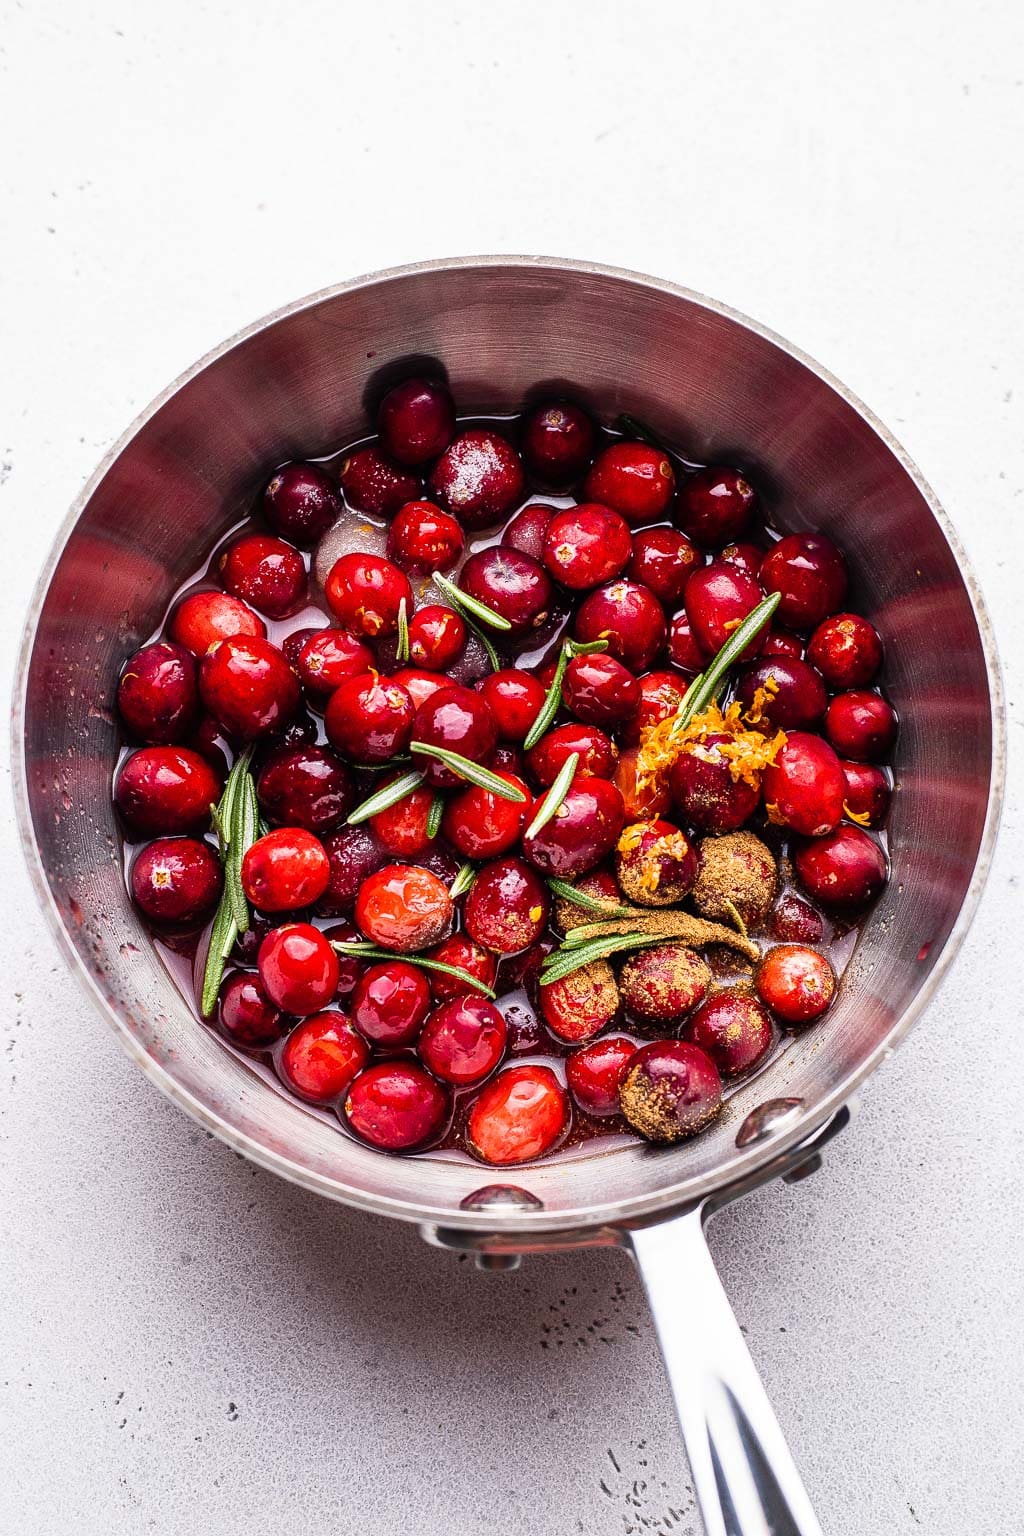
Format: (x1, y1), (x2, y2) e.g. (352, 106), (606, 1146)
(460, 1184), (544, 1212)
(735, 1097), (804, 1147)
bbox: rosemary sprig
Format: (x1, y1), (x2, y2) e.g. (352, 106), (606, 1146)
(522, 636), (609, 750)
(539, 931), (666, 987)
(410, 742), (527, 801)
(330, 940), (495, 999)
(449, 862), (476, 898)
(545, 877), (633, 919)
(200, 749), (257, 1017)
(346, 769), (425, 826)
(461, 611), (501, 672)
(396, 596), (410, 663)
(667, 591), (781, 739)
(426, 793), (445, 840)
(433, 571), (512, 632)
(525, 752), (578, 840)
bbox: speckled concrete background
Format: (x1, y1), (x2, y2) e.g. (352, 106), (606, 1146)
(2, 3), (1022, 1532)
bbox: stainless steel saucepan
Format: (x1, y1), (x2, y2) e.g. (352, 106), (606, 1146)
(14, 257), (1004, 1536)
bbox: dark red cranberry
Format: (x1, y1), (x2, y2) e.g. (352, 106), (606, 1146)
(566, 1036), (637, 1116)
(841, 761), (891, 827)
(467, 1064), (569, 1165)
(755, 945), (836, 1024)
(368, 778), (436, 857)
(669, 735), (761, 833)
(540, 961), (620, 1044)
(763, 731), (846, 837)
(619, 1040), (722, 1141)
(270, 709), (321, 751)
(521, 400), (596, 485)
(377, 377), (456, 465)
(220, 534), (307, 620)
(407, 605), (466, 670)
(807, 612), (883, 689)
(770, 894), (824, 943)
(478, 669), (546, 742)
(170, 590), (265, 656)
(720, 542), (764, 581)
(325, 673), (414, 764)
(762, 629), (804, 660)
(563, 654), (640, 727)
(355, 864), (454, 952)
(415, 843), (462, 887)
(391, 667), (447, 711)
(118, 641), (198, 744)
(620, 669), (690, 747)
(241, 828), (330, 912)
(459, 547), (554, 636)
(339, 445), (421, 518)
(619, 945), (709, 1027)
(188, 714), (232, 777)
(761, 533), (848, 631)
(410, 685), (498, 787)
(737, 656), (828, 728)
(344, 1061), (449, 1150)
(280, 1012), (369, 1102)
(583, 441), (675, 525)
(502, 502), (557, 560)
(418, 996), (507, 1085)
(541, 504), (632, 590)
(282, 626), (320, 670)
(428, 428), (526, 530)
(684, 562), (765, 657)
(627, 526), (702, 604)
(667, 610), (706, 674)
(522, 779), (625, 878)
(199, 636), (300, 740)
(231, 913), (275, 967)
(825, 691), (898, 762)
(686, 989), (773, 1075)
(322, 920), (367, 1000)
(258, 923), (340, 1014)
(386, 500), (464, 575)
(257, 745), (351, 833)
(263, 462), (341, 547)
(424, 935), (498, 1002)
(675, 466), (756, 548)
(793, 825), (887, 910)
(217, 971), (286, 1047)
(294, 628), (373, 697)
(526, 723), (617, 786)
(130, 836), (221, 923)
(464, 858), (550, 953)
(615, 747), (672, 820)
(442, 772), (529, 859)
(115, 746), (222, 836)
(324, 553), (413, 638)
(351, 960), (432, 1047)
(573, 580), (667, 672)
(317, 826), (387, 915)
(616, 818), (697, 905)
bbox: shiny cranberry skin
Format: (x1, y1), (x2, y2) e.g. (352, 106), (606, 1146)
(685, 562), (765, 657)
(199, 636), (300, 740)
(561, 654), (640, 728)
(541, 504), (632, 591)
(807, 612), (883, 689)
(339, 445), (421, 518)
(686, 989), (773, 1076)
(825, 691), (898, 762)
(756, 945), (836, 1024)
(271, 709), (321, 750)
(619, 1040), (722, 1142)
(620, 669), (690, 747)
(770, 894), (824, 943)
(386, 500), (464, 575)
(391, 667), (447, 711)
(130, 836), (221, 923)
(761, 534), (848, 631)
(540, 960), (620, 1044)
(325, 673), (414, 764)
(429, 428), (526, 529)
(615, 746), (672, 821)
(574, 580), (667, 672)
(720, 542), (765, 582)
(241, 828), (330, 912)
(424, 935), (498, 1002)
(566, 1036), (636, 1116)
(411, 685), (498, 787)
(281, 1012), (369, 1103)
(465, 857), (550, 953)
(418, 997), (507, 1085)
(526, 723), (617, 786)
(263, 462), (341, 547)
(522, 779), (625, 878)
(231, 913), (275, 966)
(416, 844), (461, 886)
(118, 641), (198, 743)
(841, 761), (891, 827)
(217, 971), (286, 1047)
(667, 610), (706, 674)
(460, 547), (554, 636)
(355, 863), (454, 952)
(407, 605), (466, 670)
(257, 746), (351, 833)
(295, 628), (373, 697)
(479, 669), (546, 742)
(583, 441), (675, 525)
(669, 735), (761, 833)
(188, 714), (232, 776)
(351, 961), (432, 1047)
(377, 377), (455, 465)
(763, 731), (846, 836)
(115, 746), (222, 835)
(521, 400), (596, 485)
(737, 656), (828, 728)
(763, 629), (804, 660)
(502, 502), (557, 560)
(344, 1061), (449, 1151)
(442, 771), (529, 859)
(675, 466), (756, 548)
(322, 920), (367, 1000)
(220, 533), (307, 620)
(324, 553), (412, 638)
(368, 779), (436, 857)
(170, 590), (265, 655)
(616, 818), (697, 905)
(627, 526), (702, 604)
(258, 923), (340, 1014)
(793, 825), (887, 910)
(318, 826), (387, 915)
(467, 1064), (569, 1165)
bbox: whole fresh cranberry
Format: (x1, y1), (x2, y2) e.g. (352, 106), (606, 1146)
(322, 920), (367, 1000)
(762, 629), (804, 660)
(807, 612), (883, 689)
(130, 836), (221, 923)
(429, 428), (526, 529)
(187, 715), (232, 777)
(620, 669), (690, 747)
(377, 377), (456, 465)
(583, 441), (675, 525)
(478, 669), (546, 741)
(521, 400), (596, 485)
(344, 1061), (450, 1150)
(526, 723), (617, 786)
(415, 843), (462, 886)
(755, 945), (836, 1024)
(825, 691), (898, 762)
(667, 610), (707, 673)
(793, 825), (887, 910)
(368, 778), (437, 857)
(294, 628), (373, 697)
(573, 580), (667, 672)
(241, 828), (331, 911)
(257, 745), (351, 833)
(762, 731), (846, 837)
(737, 657), (828, 728)
(263, 461), (342, 546)
(617, 819), (697, 906)
(217, 971), (286, 1046)
(424, 934), (498, 1002)
(115, 746), (222, 836)
(317, 826), (387, 915)
(540, 959), (620, 1044)
(325, 673), (414, 764)
(541, 504), (632, 590)
(199, 636), (300, 740)
(769, 894), (824, 943)
(686, 989), (774, 1075)
(669, 735), (761, 833)
(220, 534), (308, 620)
(324, 553), (413, 638)
(675, 466), (756, 548)
(386, 501), (464, 576)
(231, 912), (275, 966)
(619, 1040), (722, 1141)
(459, 547), (554, 636)
(442, 771), (530, 858)
(351, 960), (432, 1046)
(339, 445), (422, 517)
(283, 626), (320, 670)
(280, 1012), (369, 1102)
(566, 1036), (637, 1116)
(761, 533), (848, 630)
(840, 761), (891, 827)
(170, 590), (265, 655)
(502, 502), (557, 560)
(411, 686), (498, 787)
(464, 857), (550, 953)
(258, 923), (340, 1014)
(684, 562), (765, 657)
(563, 654), (641, 728)
(407, 605), (466, 670)
(522, 779), (625, 878)
(614, 746), (672, 821)
(355, 863), (454, 952)
(467, 1064), (569, 1165)
(118, 641), (198, 744)
(391, 667), (448, 711)
(418, 996), (507, 1085)
(720, 542), (765, 582)
(627, 526), (702, 604)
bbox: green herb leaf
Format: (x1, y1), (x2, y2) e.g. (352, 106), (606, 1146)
(525, 752), (578, 840)
(346, 770), (426, 826)
(329, 940), (495, 998)
(396, 596), (410, 663)
(522, 637), (609, 751)
(668, 591), (781, 739)
(449, 862), (476, 898)
(539, 931), (665, 986)
(433, 571), (512, 632)
(426, 793), (445, 840)
(199, 748), (257, 1017)
(546, 877), (633, 919)
(410, 742), (527, 801)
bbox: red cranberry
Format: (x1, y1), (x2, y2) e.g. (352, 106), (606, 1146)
(669, 735), (761, 833)
(540, 960), (620, 1043)
(761, 534), (848, 630)
(793, 825), (887, 910)
(562, 654), (640, 728)
(241, 828), (330, 912)
(442, 772), (529, 859)
(115, 746), (221, 836)
(493, 742), (525, 775)
(130, 836), (221, 923)
(627, 526), (702, 604)
(667, 610), (706, 674)
(281, 1012), (369, 1102)
(325, 673), (414, 764)
(615, 747), (672, 821)
(318, 826), (387, 915)
(619, 1040), (722, 1141)
(675, 466), (756, 548)
(258, 923), (340, 1014)
(583, 441), (675, 525)
(295, 628), (373, 696)
(521, 400), (596, 485)
(263, 462), (341, 547)
(391, 667), (447, 711)
(522, 779), (625, 878)
(424, 935), (498, 1002)
(188, 714), (232, 776)
(770, 894), (824, 943)
(418, 996), (507, 1085)
(118, 641), (198, 744)
(415, 844), (461, 886)
(324, 553), (412, 638)
(620, 669), (690, 747)
(344, 1061), (449, 1150)
(460, 547), (554, 637)
(322, 920), (367, 1000)
(573, 580), (667, 672)
(407, 605), (466, 670)
(526, 723), (617, 786)
(502, 502), (557, 560)
(841, 761), (891, 827)
(377, 377), (455, 465)
(566, 1036), (636, 1116)
(541, 504), (632, 590)
(429, 428), (525, 530)
(257, 745), (352, 833)
(478, 669), (546, 742)
(351, 960), (432, 1047)
(386, 500), (464, 575)
(217, 971), (286, 1047)
(339, 445), (421, 518)
(737, 657), (828, 728)
(282, 626), (320, 670)
(355, 864), (454, 952)
(616, 819), (697, 905)
(619, 945), (709, 1027)
(686, 989), (773, 1075)
(762, 731), (846, 836)
(467, 1064), (569, 1165)
(807, 612), (883, 689)
(763, 629), (804, 659)
(464, 858), (550, 953)
(720, 542), (765, 582)
(231, 912), (275, 966)
(825, 691), (898, 762)
(199, 637), (300, 740)
(170, 590), (265, 655)
(369, 778), (437, 857)
(220, 534), (307, 620)
(684, 562), (765, 657)
(411, 685), (498, 787)
(755, 945), (836, 1024)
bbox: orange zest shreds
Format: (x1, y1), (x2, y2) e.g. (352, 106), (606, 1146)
(765, 800), (785, 826)
(617, 823), (648, 854)
(722, 617), (743, 634)
(742, 678), (779, 725)
(639, 831), (694, 893)
(843, 801), (871, 826)
(635, 693), (787, 793)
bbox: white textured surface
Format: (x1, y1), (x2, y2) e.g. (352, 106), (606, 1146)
(1, 3), (1022, 1532)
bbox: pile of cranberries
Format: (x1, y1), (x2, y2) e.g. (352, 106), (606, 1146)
(112, 374), (893, 1165)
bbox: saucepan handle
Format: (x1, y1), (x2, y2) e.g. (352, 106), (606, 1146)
(627, 1206), (823, 1536)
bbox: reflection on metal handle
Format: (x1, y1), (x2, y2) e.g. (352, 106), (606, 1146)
(628, 1207), (823, 1536)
